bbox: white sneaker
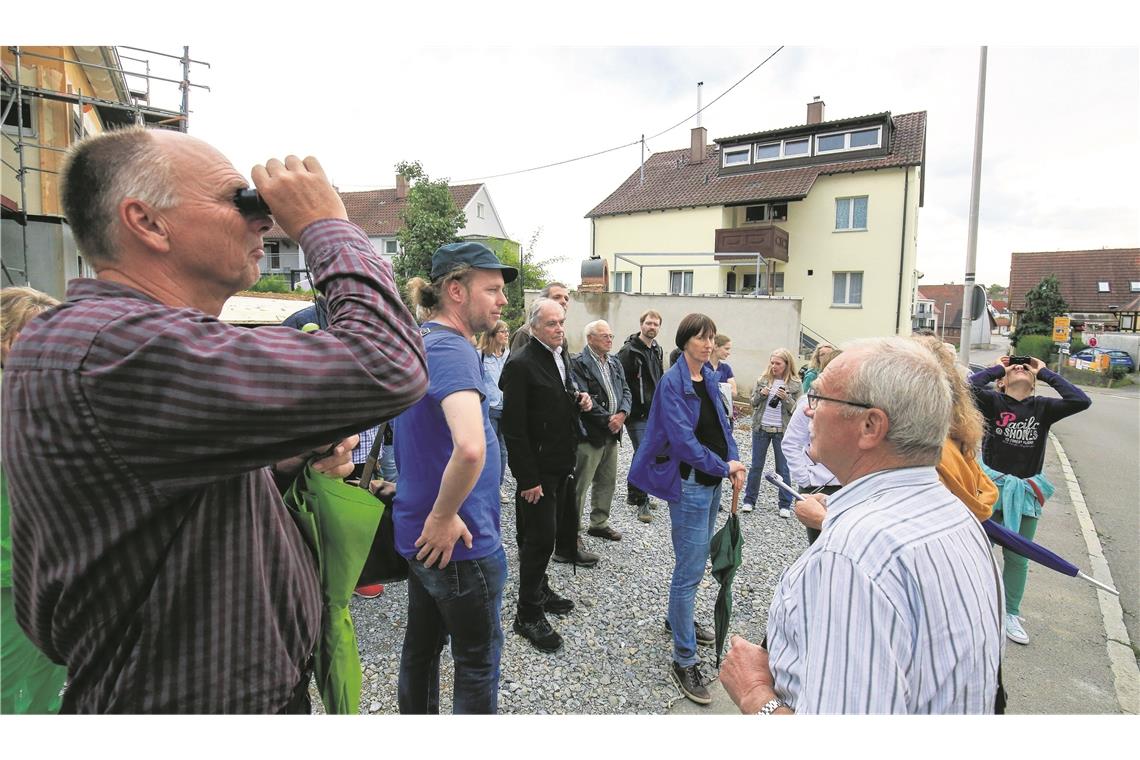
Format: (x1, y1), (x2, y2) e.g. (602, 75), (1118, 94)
(778, 507), (791, 519)
(1005, 614), (1029, 645)
(740, 502), (754, 513)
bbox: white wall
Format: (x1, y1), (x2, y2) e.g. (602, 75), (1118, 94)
(459, 186), (509, 239)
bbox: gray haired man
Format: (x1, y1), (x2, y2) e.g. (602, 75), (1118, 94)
(509, 282), (570, 353)
(720, 338), (1003, 714)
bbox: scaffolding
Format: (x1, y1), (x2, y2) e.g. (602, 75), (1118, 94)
(1, 45), (210, 292)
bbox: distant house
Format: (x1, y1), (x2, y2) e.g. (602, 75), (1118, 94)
(585, 97), (927, 348)
(989, 299), (1011, 335)
(262, 176), (514, 286)
(1008, 249), (1140, 333)
(916, 284), (995, 348)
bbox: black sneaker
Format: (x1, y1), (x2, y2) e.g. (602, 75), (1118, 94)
(540, 575), (574, 615)
(664, 618), (716, 647)
(670, 662), (711, 705)
(513, 614), (563, 653)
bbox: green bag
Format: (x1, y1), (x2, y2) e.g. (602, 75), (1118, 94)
(283, 462), (383, 715)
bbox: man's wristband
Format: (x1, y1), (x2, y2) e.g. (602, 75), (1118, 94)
(755, 697), (786, 715)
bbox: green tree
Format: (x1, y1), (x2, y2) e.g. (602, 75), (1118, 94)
(392, 160), (466, 294)
(496, 227), (568, 331)
(986, 283), (1007, 300)
(1011, 274), (1068, 344)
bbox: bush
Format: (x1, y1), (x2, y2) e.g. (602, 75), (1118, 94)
(249, 275), (291, 294)
(1068, 337), (1087, 354)
(1013, 334), (1054, 361)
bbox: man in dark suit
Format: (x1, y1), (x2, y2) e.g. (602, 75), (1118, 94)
(566, 320), (631, 545)
(500, 298), (593, 653)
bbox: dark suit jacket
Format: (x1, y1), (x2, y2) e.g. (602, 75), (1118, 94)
(499, 338), (583, 491)
(570, 349), (632, 448)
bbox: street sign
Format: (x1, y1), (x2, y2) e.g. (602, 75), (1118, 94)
(1053, 315), (1071, 343)
(1088, 336), (1099, 347)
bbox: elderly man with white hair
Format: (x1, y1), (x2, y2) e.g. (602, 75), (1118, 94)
(720, 337), (1003, 714)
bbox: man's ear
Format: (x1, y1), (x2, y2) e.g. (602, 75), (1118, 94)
(858, 408), (891, 449)
(119, 198), (172, 254)
(445, 277), (468, 305)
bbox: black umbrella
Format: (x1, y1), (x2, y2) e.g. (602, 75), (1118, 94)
(708, 480), (744, 667)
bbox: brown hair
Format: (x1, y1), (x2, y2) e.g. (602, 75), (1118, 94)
(477, 320), (509, 355)
(714, 334), (731, 348)
(405, 264), (475, 318)
(914, 334), (985, 455)
(640, 309), (663, 325)
(1, 286), (60, 366)
(675, 313), (717, 351)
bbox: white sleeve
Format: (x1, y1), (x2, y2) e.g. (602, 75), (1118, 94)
(783, 397), (814, 488)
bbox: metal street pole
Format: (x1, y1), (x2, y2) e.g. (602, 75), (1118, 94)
(943, 302), (952, 342)
(958, 46), (987, 367)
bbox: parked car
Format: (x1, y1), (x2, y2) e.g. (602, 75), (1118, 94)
(1071, 348), (1135, 372)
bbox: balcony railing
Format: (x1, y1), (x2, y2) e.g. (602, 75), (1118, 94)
(712, 223), (789, 263)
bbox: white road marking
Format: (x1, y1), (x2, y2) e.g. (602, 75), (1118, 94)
(1049, 432), (1139, 714)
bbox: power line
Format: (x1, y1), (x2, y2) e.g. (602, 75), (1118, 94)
(454, 46), (784, 183)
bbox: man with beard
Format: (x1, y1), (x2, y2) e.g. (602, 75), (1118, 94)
(617, 310), (664, 522)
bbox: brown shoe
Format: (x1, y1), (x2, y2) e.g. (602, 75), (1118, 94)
(587, 525), (622, 541)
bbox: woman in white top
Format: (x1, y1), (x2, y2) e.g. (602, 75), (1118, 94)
(478, 320), (511, 498)
(742, 348), (801, 515)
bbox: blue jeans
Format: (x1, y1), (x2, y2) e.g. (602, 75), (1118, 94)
(398, 546), (507, 714)
(625, 417), (649, 504)
(490, 411), (507, 483)
(380, 420), (399, 482)
(667, 473), (722, 667)
(743, 428), (790, 508)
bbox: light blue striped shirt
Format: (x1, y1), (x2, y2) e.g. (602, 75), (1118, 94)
(767, 466), (1004, 714)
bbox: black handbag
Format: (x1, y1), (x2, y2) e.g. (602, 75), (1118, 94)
(355, 422), (409, 584)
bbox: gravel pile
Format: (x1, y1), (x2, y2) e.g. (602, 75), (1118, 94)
(321, 420), (810, 715)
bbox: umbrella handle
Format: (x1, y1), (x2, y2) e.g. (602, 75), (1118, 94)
(731, 479), (741, 515)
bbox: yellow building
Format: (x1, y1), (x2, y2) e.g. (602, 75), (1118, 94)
(586, 99), (926, 349)
(2, 46), (197, 298)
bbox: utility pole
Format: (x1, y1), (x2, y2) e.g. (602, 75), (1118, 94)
(640, 134), (645, 187)
(958, 46), (987, 367)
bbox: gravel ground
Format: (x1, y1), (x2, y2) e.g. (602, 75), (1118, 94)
(318, 419), (809, 715)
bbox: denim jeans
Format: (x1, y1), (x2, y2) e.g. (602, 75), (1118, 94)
(398, 546), (507, 714)
(625, 417), (649, 504)
(667, 473), (722, 668)
(489, 411), (507, 484)
(743, 428), (790, 507)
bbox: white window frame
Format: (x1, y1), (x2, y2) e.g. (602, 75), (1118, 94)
(782, 137), (810, 158)
(815, 126), (882, 155)
(669, 270), (694, 295)
(1130, 281), (1140, 292)
(1097, 281), (1111, 293)
(2, 98), (36, 137)
(744, 205), (768, 223)
(753, 137), (809, 163)
(385, 239), (398, 255)
(613, 271), (632, 293)
(832, 271), (864, 307)
(476, 202), (485, 219)
(835, 196), (869, 232)
(753, 142), (782, 162)
(722, 145), (751, 168)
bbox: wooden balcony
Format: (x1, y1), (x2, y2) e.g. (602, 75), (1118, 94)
(712, 224), (789, 263)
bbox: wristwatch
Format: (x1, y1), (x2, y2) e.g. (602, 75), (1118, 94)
(756, 697), (785, 715)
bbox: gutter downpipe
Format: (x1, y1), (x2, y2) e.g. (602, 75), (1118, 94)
(895, 166), (910, 333)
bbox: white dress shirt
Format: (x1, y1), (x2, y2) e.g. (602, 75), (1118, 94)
(782, 395), (838, 488)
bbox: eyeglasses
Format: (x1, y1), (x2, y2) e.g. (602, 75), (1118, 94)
(592, 333), (615, 340)
(805, 391), (874, 411)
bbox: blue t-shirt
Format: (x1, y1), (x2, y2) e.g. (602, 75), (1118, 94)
(392, 323), (501, 561)
(705, 361), (734, 385)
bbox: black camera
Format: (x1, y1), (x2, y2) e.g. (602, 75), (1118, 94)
(767, 395), (781, 408)
(233, 188), (272, 217)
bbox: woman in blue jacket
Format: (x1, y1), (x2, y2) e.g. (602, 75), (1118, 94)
(628, 313), (746, 706)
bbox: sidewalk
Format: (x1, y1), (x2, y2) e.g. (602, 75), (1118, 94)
(670, 438), (1126, 715)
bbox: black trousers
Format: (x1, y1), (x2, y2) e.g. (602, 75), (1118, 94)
(516, 473), (577, 620)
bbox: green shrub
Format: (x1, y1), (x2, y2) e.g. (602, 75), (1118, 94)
(1013, 334), (1054, 361)
(249, 275), (291, 294)
(1068, 337), (1087, 354)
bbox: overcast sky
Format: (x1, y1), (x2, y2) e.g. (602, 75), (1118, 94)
(46, 3), (1138, 299)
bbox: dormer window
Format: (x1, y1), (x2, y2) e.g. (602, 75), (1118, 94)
(722, 146), (751, 167)
(1130, 282), (1140, 292)
(1097, 282), (1111, 293)
(816, 126), (882, 155)
(753, 138), (810, 163)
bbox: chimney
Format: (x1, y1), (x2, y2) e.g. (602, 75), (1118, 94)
(395, 174), (409, 200)
(691, 126), (707, 163)
(806, 96), (825, 125)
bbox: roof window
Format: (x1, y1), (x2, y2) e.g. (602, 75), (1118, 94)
(1097, 282), (1111, 292)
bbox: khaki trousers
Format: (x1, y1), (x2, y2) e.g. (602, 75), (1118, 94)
(572, 437), (619, 530)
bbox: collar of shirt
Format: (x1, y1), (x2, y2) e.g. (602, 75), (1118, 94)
(589, 347), (609, 365)
(825, 466), (940, 523)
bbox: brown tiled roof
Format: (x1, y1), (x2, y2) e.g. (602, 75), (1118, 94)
(266, 184), (482, 241)
(585, 112), (926, 218)
(918, 284), (969, 325)
(1008, 249), (1140, 313)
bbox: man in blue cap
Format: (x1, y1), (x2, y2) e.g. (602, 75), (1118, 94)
(393, 241), (517, 713)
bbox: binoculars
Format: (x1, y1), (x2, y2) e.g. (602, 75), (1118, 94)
(233, 188), (272, 216)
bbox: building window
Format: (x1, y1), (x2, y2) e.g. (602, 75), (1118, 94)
(477, 202), (485, 219)
(669, 270), (694, 295)
(835, 196), (868, 231)
(613, 272), (632, 293)
(742, 273), (758, 292)
(1131, 282), (1140, 292)
(745, 205), (768, 222)
(816, 126), (882, 155)
(784, 138), (809, 157)
(2, 99), (35, 136)
(743, 202), (788, 223)
(753, 138), (809, 162)
(833, 271), (864, 306)
(1097, 281), (1111, 293)
(385, 240), (398, 254)
(722, 146), (751, 167)
(265, 241), (281, 271)
(754, 143), (780, 160)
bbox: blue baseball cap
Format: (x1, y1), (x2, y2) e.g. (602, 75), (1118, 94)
(430, 241), (518, 283)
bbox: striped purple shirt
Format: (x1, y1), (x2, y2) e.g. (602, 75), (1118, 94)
(1, 219), (426, 713)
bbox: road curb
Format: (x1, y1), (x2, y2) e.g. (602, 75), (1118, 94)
(1049, 432), (1139, 714)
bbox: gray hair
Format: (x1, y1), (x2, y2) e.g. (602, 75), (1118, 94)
(583, 319), (609, 342)
(540, 281), (568, 298)
(838, 337), (951, 464)
(528, 297), (565, 329)
(61, 127), (179, 264)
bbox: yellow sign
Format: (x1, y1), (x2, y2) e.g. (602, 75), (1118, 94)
(1053, 316), (1071, 342)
